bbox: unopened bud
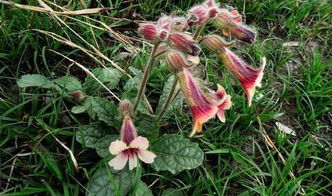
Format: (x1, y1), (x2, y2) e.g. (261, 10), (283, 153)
(166, 50), (192, 72)
(201, 35), (232, 52)
(230, 25), (256, 44)
(168, 33), (201, 56)
(138, 23), (158, 41)
(72, 91), (85, 101)
(119, 99), (133, 116)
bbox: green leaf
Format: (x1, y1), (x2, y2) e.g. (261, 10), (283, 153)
(161, 188), (185, 196)
(86, 167), (134, 196)
(17, 74), (56, 89)
(136, 115), (159, 139)
(84, 68), (121, 95)
(95, 135), (119, 157)
(54, 76), (82, 92)
(151, 135), (204, 174)
(76, 124), (109, 148)
(91, 97), (119, 127)
(133, 180), (153, 196)
(156, 75), (183, 121)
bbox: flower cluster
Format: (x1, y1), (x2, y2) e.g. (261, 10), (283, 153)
(109, 0), (266, 171)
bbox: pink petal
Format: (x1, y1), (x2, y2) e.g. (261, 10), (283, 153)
(219, 48), (265, 107)
(128, 154), (138, 170)
(108, 152), (128, 170)
(217, 110), (226, 122)
(121, 115), (138, 145)
(109, 140), (128, 155)
(129, 136), (149, 150)
(138, 150), (156, 164)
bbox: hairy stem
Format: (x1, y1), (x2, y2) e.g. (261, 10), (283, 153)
(156, 76), (179, 122)
(133, 42), (159, 112)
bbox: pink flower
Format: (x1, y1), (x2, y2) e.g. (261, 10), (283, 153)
(138, 23), (158, 41)
(166, 50), (192, 72)
(108, 102), (156, 170)
(212, 85), (232, 122)
(177, 68), (231, 137)
(219, 48), (265, 106)
(168, 33), (200, 56)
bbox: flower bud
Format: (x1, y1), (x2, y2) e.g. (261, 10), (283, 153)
(201, 35), (232, 52)
(166, 50), (192, 72)
(168, 33), (201, 56)
(230, 25), (256, 44)
(71, 91), (84, 101)
(188, 5), (209, 26)
(119, 99), (133, 116)
(138, 24), (158, 41)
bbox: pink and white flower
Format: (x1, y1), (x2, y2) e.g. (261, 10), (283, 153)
(177, 68), (231, 137)
(219, 48), (265, 106)
(108, 106), (156, 170)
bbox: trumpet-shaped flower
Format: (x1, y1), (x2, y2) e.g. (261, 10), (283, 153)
(177, 68), (231, 137)
(219, 48), (265, 106)
(108, 101), (156, 170)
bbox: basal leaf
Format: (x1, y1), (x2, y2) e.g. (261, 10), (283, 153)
(17, 74), (56, 89)
(76, 124), (109, 148)
(84, 68), (121, 95)
(95, 135), (119, 157)
(91, 97), (119, 127)
(156, 75), (183, 121)
(54, 76), (82, 92)
(86, 167), (134, 196)
(151, 135), (204, 174)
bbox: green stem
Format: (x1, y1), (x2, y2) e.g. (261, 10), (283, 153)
(133, 42), (159, 112)
(156, 76), (178, 122)
(155, 25), (205, 120)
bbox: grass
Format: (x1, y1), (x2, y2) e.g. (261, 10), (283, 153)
(0, 0), (331, 195)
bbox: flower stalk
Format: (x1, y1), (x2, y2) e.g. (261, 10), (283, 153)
(133, 42), (160, 112)
(156, 76), (179, 122)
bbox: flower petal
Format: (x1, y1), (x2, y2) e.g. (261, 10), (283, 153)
(129, 136), (149, 150)
(109, 140), (128, 155)
(189, 121), (203, 137)
(108, 152), (128, 170)
(128, 154), (138, 170)
(219, 48), (265, 107)
(138, 150), (156, 164)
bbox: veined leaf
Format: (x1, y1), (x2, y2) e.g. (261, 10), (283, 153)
(151, 135), (204, 174)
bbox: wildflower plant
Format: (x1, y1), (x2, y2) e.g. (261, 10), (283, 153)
(16, 0), (266, 194)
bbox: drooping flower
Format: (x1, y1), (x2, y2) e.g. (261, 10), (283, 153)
(108, 100), (156, 170)
(218, 48), (265, 106)
(168, 33), (201, 56)
(212, 9), (256, 44)
(166, 50), (192, 72)
(177, 68), (231, 137)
